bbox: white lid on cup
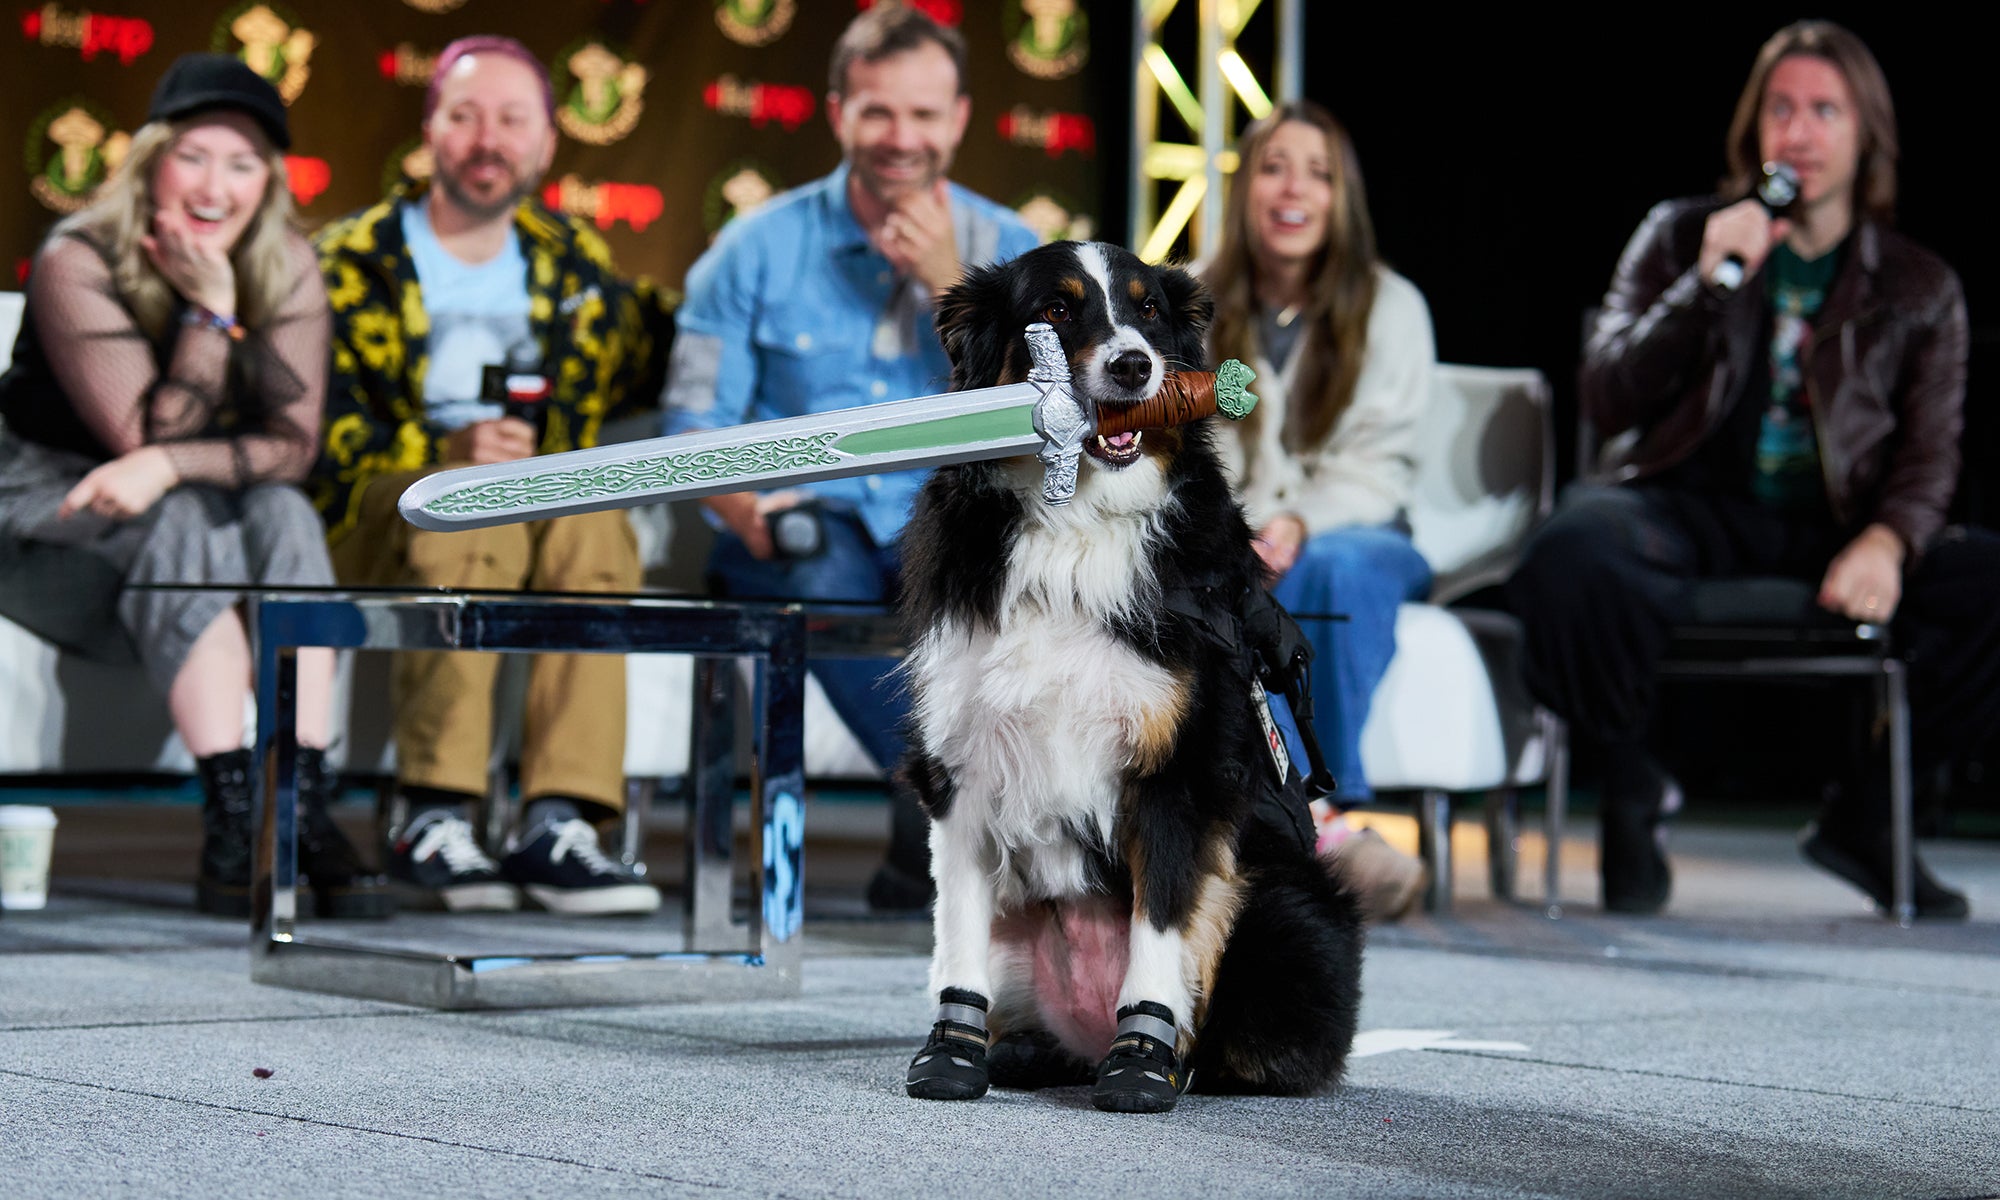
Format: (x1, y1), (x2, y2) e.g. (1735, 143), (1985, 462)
(0, 806), (58, 830)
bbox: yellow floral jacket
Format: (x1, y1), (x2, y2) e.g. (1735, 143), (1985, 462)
(309, 185), (673, 545)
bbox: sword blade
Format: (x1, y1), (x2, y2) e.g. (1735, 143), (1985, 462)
(398, 381), (1048, 532)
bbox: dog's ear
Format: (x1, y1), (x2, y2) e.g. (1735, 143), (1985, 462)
(934, 263), (1015, 390)
(1157, 264), (1215, 337)
(1156, 264), (1215, 368)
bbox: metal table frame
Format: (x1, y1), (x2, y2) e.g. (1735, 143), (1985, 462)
(248, 589), (807, 1008)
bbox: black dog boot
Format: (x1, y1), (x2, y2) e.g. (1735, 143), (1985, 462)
(905, 988), (991, 1100)
(1092, 1002), (1189, 1113)
(194, 749), (255, 917)
(295, 748), (396, 920)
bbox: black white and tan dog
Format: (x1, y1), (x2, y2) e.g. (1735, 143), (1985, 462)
(897, 240), (1364, 1114)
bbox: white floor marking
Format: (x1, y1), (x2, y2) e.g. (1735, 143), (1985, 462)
(1350, 1029), (1530, 1058)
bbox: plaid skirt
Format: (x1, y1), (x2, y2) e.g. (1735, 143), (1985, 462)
(0, 435), (334, 693)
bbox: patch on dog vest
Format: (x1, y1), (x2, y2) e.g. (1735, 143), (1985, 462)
(1250, 677), (1290, 782)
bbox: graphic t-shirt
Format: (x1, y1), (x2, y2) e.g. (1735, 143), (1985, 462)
(1752, 240), (1843, 512)
(401, 198), (535, 432)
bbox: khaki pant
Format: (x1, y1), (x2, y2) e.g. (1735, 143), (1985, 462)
(334, 467), (640, 811)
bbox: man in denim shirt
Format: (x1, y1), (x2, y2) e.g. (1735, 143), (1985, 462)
(664, 6), (1038, 910)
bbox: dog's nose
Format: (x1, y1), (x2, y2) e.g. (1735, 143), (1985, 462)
(1106, 350), (1152, 391)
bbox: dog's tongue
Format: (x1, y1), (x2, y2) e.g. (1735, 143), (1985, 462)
(1104, 431), (1138, 450)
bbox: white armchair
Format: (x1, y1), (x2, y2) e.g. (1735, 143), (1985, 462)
(1359, 364), (1569, 914)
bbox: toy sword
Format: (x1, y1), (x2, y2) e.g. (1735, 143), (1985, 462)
(399, 322), (1256, 532)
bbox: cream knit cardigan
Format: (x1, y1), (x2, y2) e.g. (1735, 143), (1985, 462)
(1207, 266), (1436, 538)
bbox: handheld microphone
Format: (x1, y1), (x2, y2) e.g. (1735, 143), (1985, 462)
(1711, 160), (1801, 293)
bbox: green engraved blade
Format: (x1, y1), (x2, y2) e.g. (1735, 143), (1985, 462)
(397, 380), (1051, 532)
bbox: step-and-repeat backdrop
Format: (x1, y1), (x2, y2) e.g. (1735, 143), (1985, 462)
(8, 0), (1105, 301)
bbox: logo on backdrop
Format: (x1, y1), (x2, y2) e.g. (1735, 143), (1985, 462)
(377, 43), (438, 86)
(1014, 190), (1093, 244)
(703, 162), (782, 236)
(553, 39), (648, 146)
(703, 76), (815, 132)
(714, 0), (794, 47)
(998, 107), (1095, 157)
(285, 155), (330, 206)
(211, 2), (315, 104)
(21, 4), (155, 65)
(542, 176), (665, 233)
(382, 138), (433, 194)
(24, 99), (129, 214)
(1005, 0), (1087, 80)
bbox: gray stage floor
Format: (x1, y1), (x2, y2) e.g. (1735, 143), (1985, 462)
(3, 797), (1997, 1199)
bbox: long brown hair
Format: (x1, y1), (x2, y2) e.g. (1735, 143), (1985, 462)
(1205, 99), (1379, 453)
(1722, 20), (1899, 223)
(52, 113), (300, 340)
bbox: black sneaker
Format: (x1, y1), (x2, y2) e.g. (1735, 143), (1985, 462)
(1602, 768), (1681, 916)
(501, 818), (661, 916)
(387, 812), (520, 912)
(1800, 820), (1970, 920)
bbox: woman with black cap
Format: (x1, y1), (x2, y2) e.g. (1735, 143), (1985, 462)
(0, 54), (391, 919)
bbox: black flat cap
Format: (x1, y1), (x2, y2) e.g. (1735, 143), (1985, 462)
(147, 53), (290, 150)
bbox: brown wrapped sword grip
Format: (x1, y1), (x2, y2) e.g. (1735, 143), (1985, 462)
(1096, 371), (1224, 436)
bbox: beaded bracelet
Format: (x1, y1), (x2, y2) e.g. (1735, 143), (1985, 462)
(181, 306), (245, 341)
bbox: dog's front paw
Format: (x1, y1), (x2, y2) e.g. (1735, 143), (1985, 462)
(905, 988), (991, 1101)
(1091, 1002), (1188, 1114)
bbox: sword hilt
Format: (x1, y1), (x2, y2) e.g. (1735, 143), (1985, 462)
(1095, 359), (1258, 437)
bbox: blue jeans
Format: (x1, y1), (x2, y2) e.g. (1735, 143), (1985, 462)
(707, 510), (907, 772)
(1266, 525), (1432, 803)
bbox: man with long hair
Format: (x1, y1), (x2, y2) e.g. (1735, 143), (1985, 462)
(1507, 21), (1999, 919)
(311, 36), (672, 916)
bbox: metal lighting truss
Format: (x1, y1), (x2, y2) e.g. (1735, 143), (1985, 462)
(1129, 0), (1302, 262)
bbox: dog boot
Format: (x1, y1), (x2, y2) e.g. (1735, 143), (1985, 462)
(295, 748), (396, 920)
(1092, 1002), (1189, 1114)
(905, 988), (990, 1100)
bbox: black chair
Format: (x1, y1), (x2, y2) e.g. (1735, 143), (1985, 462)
(1656, 578), (1916, 922)
(1576, 396), (1919, 924)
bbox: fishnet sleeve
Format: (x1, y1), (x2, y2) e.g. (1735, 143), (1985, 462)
(26, 233), (329, 487)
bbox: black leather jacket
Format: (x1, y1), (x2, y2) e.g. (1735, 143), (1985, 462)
(1582, 196), (1968, 558)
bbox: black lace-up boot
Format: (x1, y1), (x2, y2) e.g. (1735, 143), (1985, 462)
(194, 749), (255, 917)
(295, 748), (395, 919)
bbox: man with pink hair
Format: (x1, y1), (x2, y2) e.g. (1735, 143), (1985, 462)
(312, 37), (672, 916)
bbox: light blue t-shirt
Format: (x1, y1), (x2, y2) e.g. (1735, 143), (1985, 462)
(401, 198), (535, 432)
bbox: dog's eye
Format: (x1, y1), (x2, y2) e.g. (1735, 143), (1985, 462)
(1042, 302), (1070, 324)
(1139, 298), (1160, 320)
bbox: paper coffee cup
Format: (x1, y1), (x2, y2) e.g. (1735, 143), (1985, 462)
(0, 805), (58, 911)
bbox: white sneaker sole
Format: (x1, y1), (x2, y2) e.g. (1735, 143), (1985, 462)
(430, 882), (521, 912)
(522, 882), (662, 916)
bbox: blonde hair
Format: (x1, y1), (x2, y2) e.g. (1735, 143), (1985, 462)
(53, 114), (300, 339)
(1206, 100), (1380, 453)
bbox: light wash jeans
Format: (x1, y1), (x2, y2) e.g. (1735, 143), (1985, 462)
(707, 509), (907, 772)
(1266, 524), (1432, 804)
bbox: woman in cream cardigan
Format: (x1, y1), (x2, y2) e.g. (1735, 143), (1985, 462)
(1203, 99), (1436, 920)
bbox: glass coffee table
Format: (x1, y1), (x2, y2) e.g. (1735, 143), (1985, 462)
(217, 584), (812, 1009)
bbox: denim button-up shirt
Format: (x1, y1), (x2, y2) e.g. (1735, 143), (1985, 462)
(664, 164), (1040, 546)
